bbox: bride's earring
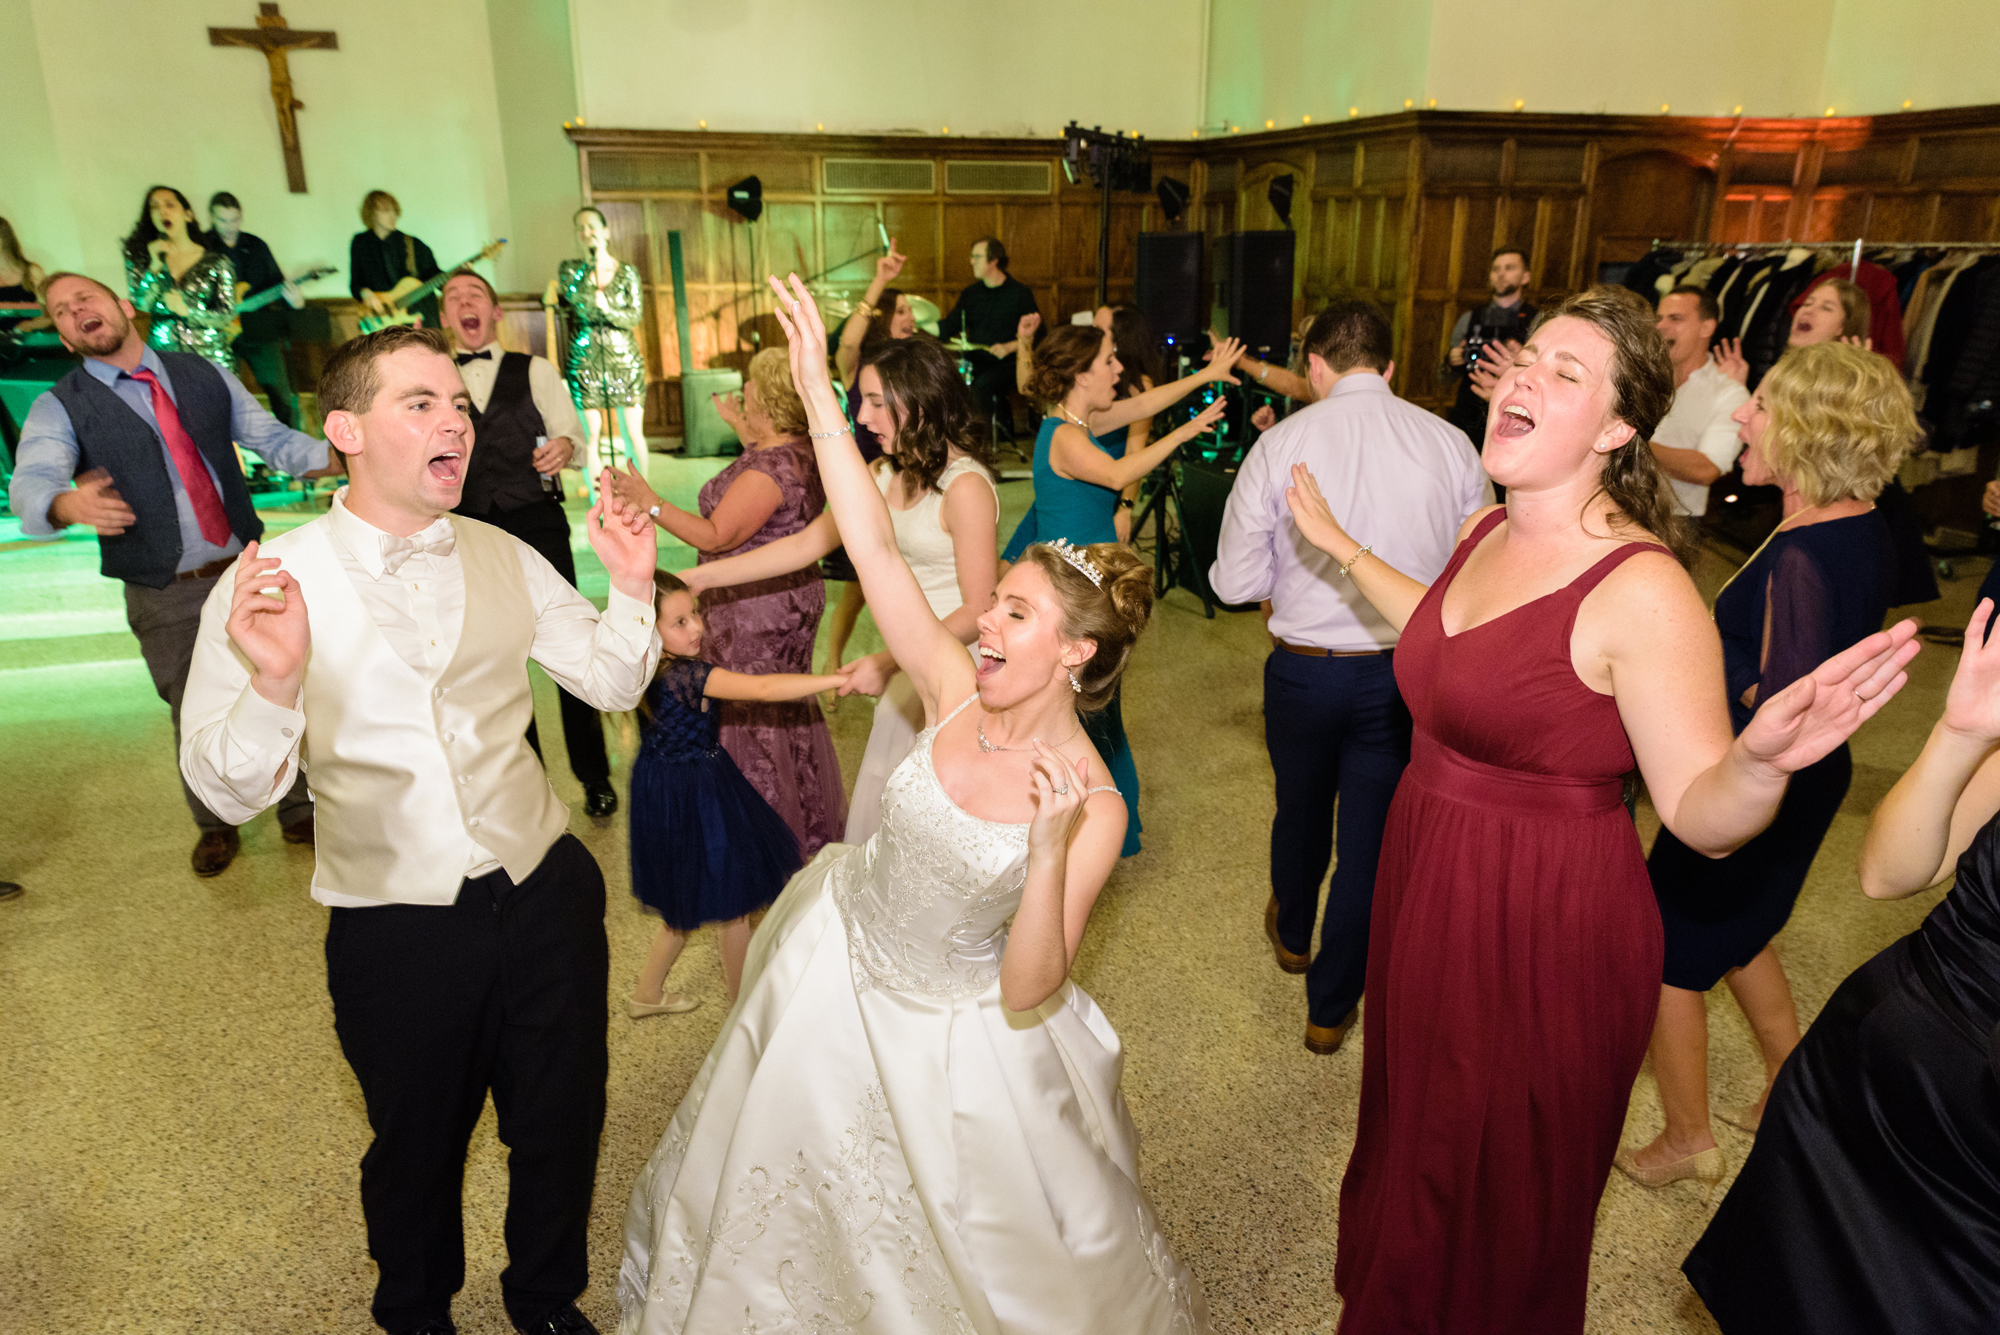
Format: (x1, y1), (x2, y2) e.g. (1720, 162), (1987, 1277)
(1066, 667), (1082, 693)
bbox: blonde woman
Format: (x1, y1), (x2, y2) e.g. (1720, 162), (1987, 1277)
(610, 348), (846, 854)
(1619, 343), (1920, 1189)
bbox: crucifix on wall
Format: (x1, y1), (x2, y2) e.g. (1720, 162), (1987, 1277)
(209, 4), (338, 194)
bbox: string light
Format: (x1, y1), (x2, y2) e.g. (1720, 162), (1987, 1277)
(697, 119), (707, 129)
(1733, 105), (1743, 115)
(1303, 114), (1312, 124)
(1265, 119), (1275, 129)
(1514, 99), (1525, 111)
(1903, 100), (1913, 110)
(1661, 102), (1671, 113)
(1349, 107), (1359, 118)
(1405, 99), (1414, 109)
(1825, 106), (1836, 116)
(815, 122), (824, 131)
(1427, 98), (1437, 109)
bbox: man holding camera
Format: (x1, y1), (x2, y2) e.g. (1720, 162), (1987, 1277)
(1442, 247), (1535, 448)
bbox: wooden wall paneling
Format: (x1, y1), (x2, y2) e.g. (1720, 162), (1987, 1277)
(1865, 191), (1933, 240)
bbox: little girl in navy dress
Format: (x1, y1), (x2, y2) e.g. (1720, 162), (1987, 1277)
(627, 570), (850, 1018)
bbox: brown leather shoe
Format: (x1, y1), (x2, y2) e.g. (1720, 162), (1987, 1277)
(281, 815), (315, 845)
(1265, 897), (1310, 974)
(192, 828), (240, 878)
(1305, 1006), (1360, 1055)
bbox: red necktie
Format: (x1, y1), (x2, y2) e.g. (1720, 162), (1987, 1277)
(128, 366), (231, 545)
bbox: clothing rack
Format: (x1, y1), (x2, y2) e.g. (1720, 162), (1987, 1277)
(1654, 238), (2000, 267)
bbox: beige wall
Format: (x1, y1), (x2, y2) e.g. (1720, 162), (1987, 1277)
(1204, 0), (2000, 125)
(1820, 0), (2000, 115)
(568, 0), (1208, 139)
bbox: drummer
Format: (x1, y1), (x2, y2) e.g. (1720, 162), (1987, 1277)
(937, 236), (1039, 424)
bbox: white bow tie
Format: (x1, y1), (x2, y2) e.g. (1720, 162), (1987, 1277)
(379, 526), (456, 575)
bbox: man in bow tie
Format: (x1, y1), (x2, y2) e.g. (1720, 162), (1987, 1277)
(438, 270), (620, 817)
(8, 272), (332, 877)
(179, 324), (662, 1335)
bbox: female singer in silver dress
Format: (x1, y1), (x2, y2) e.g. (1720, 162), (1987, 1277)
(121, 185), (236, 371)
(616, 275), (1209, 1335)
(553, 206), (648, 489)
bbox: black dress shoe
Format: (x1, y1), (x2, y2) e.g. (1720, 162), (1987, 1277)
(395, 1321), (456, 1335)
(582, 781), (619, 818)
(0, 880), (23, 903)
(192, 828), (240, 878)
(281, 814), (315, 845)
(513, 1303), (599, 1335)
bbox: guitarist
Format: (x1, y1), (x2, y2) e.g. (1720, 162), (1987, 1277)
(440, 270), (619, 818)
(349, 190), (440, 330)
(207, 191), (303, 429)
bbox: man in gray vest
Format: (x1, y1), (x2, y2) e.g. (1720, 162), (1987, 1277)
(9, 272), (330, 876)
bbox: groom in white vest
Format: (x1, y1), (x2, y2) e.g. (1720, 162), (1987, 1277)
(180, 325), (661, 1335)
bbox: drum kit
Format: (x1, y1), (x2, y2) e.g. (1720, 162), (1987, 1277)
(805, 286), (983, 383)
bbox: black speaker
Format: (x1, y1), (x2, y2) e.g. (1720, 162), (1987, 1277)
(1214, 231), (1295, 360)
(1135, 231), (1204, 347)
(1267, 174), (1295, 228)
(726, 175), (763, 223)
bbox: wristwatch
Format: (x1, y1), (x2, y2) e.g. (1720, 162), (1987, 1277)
(648, 505), (662, 520)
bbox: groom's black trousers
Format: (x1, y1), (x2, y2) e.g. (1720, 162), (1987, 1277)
(326, 834), (609, 1333)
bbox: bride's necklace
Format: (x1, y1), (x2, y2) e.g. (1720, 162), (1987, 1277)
(977, 715), (1081, 754)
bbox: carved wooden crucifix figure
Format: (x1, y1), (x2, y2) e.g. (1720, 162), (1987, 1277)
(209, 4), (338, 194)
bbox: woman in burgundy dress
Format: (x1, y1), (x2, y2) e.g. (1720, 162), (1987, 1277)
(611, 348), (846, 854)
(1282, 286), (1920, 1334)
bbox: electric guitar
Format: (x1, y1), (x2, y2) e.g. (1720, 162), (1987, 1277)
(358, 239), (506, 333)
(227, 265), (338, 339)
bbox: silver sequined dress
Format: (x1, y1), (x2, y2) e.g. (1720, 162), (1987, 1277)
(126, 251), (237, 371)
(619, 693), (1209, 1334)
(556, 257), (647, 409)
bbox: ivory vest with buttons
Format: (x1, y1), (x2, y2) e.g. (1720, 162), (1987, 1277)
(260, 514), (570, 905)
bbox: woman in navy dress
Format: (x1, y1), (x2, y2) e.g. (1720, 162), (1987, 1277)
(626, 571), (852, 1017)
(1619, 343), (1920, 1188)
(999, 323), (1240, 853)
(1684, 596), (2000, 1332)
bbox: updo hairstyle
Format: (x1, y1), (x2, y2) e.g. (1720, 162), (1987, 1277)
(745, 346), (811, 435)
(1533, 285), (1694, 566)
(1027, 324), (1108, 407)
(1759, 342), (1918, 505)
(1019, 542), (1153, 713)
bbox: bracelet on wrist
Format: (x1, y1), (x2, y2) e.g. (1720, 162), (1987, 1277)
(808, 426), (854, 440)
(1338, 545), (1373, 579)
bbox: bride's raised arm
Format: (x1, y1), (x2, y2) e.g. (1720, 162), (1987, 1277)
(767, 274), (971, 717)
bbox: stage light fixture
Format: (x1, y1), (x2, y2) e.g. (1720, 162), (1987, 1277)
(1267, 174), (1295, 228)
(1155, 176), (1191, 223)
(727, 175), (763, 223)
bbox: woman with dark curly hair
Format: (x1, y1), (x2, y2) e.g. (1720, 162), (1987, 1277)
(1283, 286), (1921, 1334)
(121, 185), (236, 370)
(684, 335), (1000, 842)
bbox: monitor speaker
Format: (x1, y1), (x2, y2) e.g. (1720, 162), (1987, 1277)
(1214, 231), (1295, 360)
(1135, 231), (1204, 347)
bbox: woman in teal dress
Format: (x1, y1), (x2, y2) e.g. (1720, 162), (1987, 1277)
(121, 185), (236, 371)
(1004, 322), (1241, 853)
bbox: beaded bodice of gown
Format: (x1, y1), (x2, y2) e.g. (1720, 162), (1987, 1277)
(833, 696), (1033, 999)
(637, 661), (721, 762)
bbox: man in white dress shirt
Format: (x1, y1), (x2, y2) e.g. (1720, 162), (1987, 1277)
(1650, 284), (1751, 516)
(1211, 302), (1490, 1056)
(180, 325), (660, 1335)
(439, 270), (620, 817)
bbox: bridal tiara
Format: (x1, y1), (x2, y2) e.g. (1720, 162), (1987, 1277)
(1047, 538), (1104, 588)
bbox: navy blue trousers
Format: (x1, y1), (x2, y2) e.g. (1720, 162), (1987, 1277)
(1263, 648), (1410, 1028)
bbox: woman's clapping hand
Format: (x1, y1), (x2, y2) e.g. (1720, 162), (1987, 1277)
(1739, 618), (1922, 774)
(1942, 600), (2000, 746)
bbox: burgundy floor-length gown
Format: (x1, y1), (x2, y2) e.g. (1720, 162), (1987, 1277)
(696, 438), (846, 856)
(1336, 509), (1667, 1334)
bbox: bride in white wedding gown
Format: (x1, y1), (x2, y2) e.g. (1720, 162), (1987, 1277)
(616, 278), (1210, 1335)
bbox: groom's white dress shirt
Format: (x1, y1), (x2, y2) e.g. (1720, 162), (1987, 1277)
(181, 487), (659, 907)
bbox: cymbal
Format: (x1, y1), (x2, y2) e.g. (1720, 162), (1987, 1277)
(943, 335), (980, 352)
(809, 287), (857, 320)
(907, 294), (941, 325)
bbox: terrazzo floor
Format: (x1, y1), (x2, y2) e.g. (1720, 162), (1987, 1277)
(0, 457), (1971, 1333)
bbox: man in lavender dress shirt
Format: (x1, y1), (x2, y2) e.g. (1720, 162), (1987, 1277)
(1211, 302), (1490, 1055)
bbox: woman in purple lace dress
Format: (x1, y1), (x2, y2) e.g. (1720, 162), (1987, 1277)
(611, 348), (846, 854)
